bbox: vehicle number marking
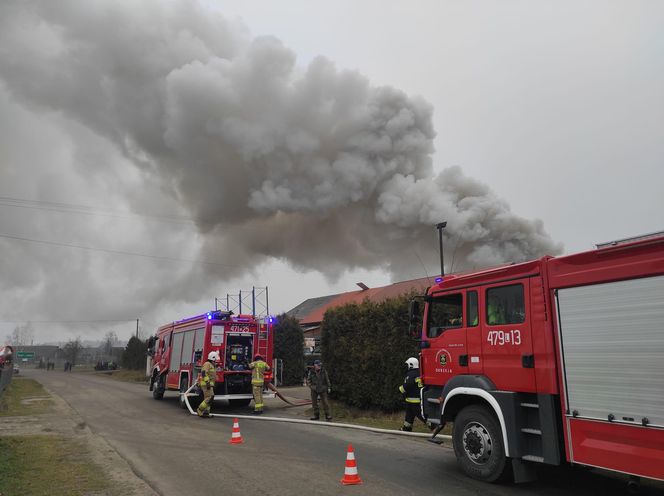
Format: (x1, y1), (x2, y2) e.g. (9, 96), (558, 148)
(487, 330), (521, 346)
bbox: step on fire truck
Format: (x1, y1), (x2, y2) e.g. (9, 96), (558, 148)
(410, 231), (664, 483)
(147, 310), (274, 409)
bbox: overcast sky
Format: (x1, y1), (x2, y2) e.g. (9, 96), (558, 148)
(1, 0), (662, 344)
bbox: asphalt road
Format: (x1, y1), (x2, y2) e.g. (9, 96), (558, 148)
(26, 369), (664, 496)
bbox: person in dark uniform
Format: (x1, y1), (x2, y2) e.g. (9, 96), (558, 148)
(399, 357), (425, 432)
(307, 360), (332, 421)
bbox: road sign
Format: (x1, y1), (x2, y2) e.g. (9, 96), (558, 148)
(16, 351), (35, 359)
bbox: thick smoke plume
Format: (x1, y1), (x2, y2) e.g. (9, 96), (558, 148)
(0, 1), (561, 337)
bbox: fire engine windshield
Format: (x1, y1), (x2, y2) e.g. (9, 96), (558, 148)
(427, 293), (463, 338)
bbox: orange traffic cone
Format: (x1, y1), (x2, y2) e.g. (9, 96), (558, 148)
(229, 418), (244, 445)
(340, 444), (363, 485)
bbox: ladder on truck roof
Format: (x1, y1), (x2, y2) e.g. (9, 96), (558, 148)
(595, 230), (664, 249)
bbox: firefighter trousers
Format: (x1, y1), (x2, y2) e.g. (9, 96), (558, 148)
(197, 385), (214, 416)
(404, 402), (425, 426)
(252, 384), (264, 411)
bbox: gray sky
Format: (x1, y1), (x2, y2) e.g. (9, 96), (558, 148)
(1, 0), (662, 344)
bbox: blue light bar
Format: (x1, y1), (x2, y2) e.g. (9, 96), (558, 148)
(435, 277), (443, 284)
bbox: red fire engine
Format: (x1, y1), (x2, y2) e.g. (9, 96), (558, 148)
(148, 310), (274, 408)
(411, 232), (664, 483)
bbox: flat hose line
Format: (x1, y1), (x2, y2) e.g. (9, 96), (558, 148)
(183, 383), (452, 441)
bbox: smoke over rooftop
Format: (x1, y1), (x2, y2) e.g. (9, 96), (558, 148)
(0, 0), (561, 338)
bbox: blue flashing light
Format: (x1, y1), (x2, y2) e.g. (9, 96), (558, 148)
(267, 315), (277, 325)
(207, 313), (212, 320)
(435, 277), (443, 284)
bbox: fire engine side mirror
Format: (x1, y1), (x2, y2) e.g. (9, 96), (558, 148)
(408, 299), (422, 338)
(409, 300), (420, 323)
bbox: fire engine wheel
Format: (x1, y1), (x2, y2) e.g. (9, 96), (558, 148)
(152, 373), (165, 400)
(453, 404), (508, 482)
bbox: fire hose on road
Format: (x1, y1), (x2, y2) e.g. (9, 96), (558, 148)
(182, 382), (452, 441)
(266, 382), (312, 407)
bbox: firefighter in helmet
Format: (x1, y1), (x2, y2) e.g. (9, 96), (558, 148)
(197, 351), (219, 418)
(249, 354), (270, 414)
(399, 357), (425, 432)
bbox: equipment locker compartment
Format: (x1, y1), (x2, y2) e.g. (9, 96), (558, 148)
(556, 274), (664, 478)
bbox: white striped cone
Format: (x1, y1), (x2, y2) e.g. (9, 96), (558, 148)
(229, 418), (244, 444)
(341, 444), (362, 485)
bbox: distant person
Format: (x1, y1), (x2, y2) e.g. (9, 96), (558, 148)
(197, 351), (218, 418)
(307, 360), (332, 421)
(248, 354), (270, 414)
(399, 357), (425, 432)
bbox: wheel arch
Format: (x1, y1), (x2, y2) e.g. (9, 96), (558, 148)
(179, 370), (190, 388)
(149, 367), (161, 391)
(443, 387), (511, 458)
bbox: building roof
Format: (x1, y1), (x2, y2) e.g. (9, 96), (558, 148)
(288, 276), (432, 325)
(286, 293), (340, 321)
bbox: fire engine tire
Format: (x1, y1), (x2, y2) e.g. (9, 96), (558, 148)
(452, 404), (508, 483)
(229, 398), (252, 408)
(152, 373), (165, 400)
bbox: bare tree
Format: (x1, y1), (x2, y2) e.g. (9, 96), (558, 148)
(7, 322), (34, 347)
(63, 338), (83, 366)
(101, 331), (118, 356)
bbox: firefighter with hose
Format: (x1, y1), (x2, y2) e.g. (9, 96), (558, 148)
(249, 354), (270, 414)
(399, 357), (425, 431)
(197, 351), (219, 418)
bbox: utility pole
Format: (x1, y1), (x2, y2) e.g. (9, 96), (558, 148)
(136, 319), (139, 339)
(436, 221), (447, 276)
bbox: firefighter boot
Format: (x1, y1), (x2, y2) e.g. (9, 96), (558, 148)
(400, 423), (413, 432)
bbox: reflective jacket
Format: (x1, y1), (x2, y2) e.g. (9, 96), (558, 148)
(199, 360), (216, 388)
(249, 360), (270, 385)
(399, 368), (423, 403)
(487, 302), (506, 325)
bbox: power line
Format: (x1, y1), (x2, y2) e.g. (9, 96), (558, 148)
(0, 232), (241, 269)
(0, 195), (213, 226)
(0, 319), (137, 324)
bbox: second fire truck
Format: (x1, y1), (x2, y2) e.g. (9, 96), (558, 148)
(148, 310), (274, 408)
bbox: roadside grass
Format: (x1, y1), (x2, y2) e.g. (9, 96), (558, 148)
(0, 377), (52, 417)
(0, 377), (117, 495)
(306, 399), (453, 435)
(95, 369), (148, 383)
(0, 436), (112, 496)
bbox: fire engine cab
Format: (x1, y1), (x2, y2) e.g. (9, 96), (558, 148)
(411, 232), (664, 483)
(148, 310), (274, 408)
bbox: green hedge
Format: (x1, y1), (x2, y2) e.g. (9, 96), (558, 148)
(273, 313), (305, 386)
(122, 336), (147, 370)
(321, 294), (420, 411)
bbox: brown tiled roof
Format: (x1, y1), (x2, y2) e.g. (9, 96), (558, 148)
(290, 276), (431, 325)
